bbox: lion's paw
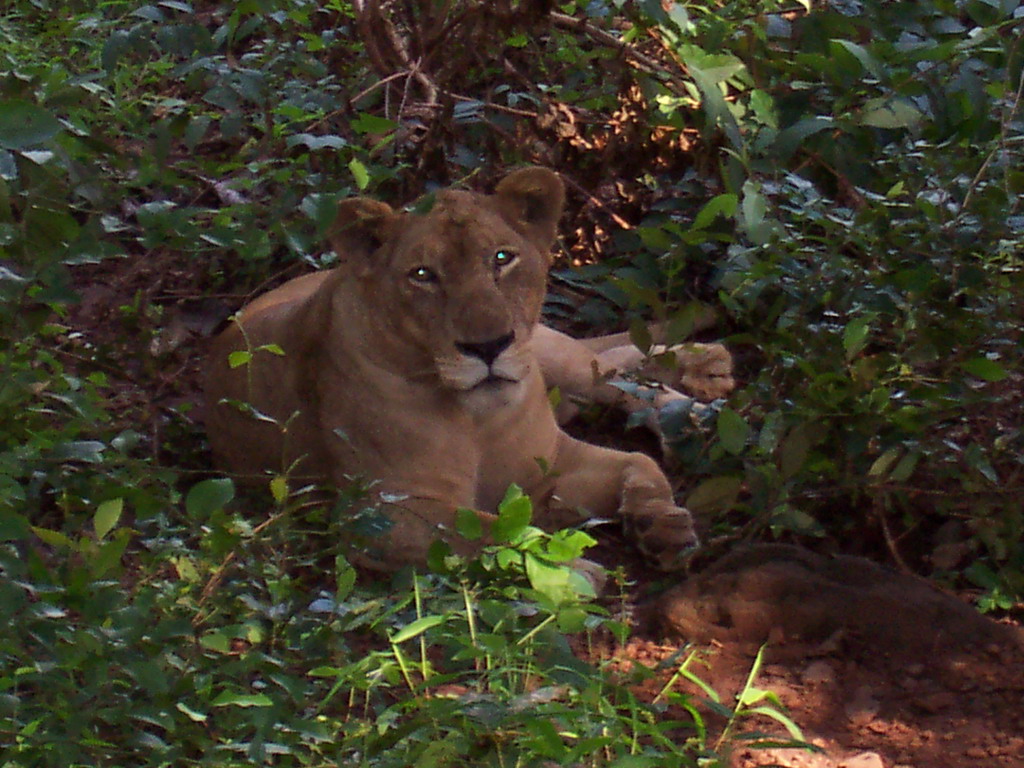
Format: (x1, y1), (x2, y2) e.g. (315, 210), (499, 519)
(655, 343), (734, 402)
(622, 505), (700, 572)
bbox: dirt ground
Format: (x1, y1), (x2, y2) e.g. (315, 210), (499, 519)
(620, 544), (1024, 768)
(63, 252), (1024, 768)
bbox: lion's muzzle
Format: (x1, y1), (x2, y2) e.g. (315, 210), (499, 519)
(437, 331), (529, 393)
(455, 332), (515, 366)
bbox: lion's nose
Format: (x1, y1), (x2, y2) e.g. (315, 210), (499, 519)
(455, 332), (515, 365)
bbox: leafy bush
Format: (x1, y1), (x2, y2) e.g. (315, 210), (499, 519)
(3, 481), (805, 766)
(624, 0), (1024, 608)
(1, 0), (1021, 764)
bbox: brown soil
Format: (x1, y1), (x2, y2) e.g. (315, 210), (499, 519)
(612, 544), (1024, 768)
(63, 247), (1024, 768)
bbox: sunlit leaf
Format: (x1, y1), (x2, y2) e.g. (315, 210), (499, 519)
(94, 498), (124, 540)
(390, 614), (446, 643)
(492, 494), (532, 544)
(349, 158), (369, 190)
(210, 691), (273, 707)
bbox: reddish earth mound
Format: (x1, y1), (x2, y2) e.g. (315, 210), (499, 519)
(630, 544), (1024, 767)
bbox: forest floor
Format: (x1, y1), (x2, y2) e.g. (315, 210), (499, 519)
(65, 237), (1024, 768)
(591, 541), (1024, 768)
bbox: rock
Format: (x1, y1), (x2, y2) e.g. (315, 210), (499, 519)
(652, 544), (1024, 657)
(913, 691), (955, 713)
(802, 660), (836, 685)
(839, 754), (885, 768)
(844, 685), (880, 727)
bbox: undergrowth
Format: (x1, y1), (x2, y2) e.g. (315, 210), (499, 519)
(1, 0), (1022, 763)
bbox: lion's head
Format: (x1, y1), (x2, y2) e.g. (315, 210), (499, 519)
(327, 167), (565, 406)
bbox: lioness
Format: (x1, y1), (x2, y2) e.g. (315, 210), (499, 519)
(205, 167), (729, 574)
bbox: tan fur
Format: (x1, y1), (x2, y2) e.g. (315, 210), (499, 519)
(205, 168), (713, 574)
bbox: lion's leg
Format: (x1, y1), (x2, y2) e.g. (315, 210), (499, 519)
(599, 341), (735, 402)
(535, 324), (735, 411)
(536, 435), (699, 571)
(532, 326), (692, 425)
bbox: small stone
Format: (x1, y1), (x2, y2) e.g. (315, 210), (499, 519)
(802, 660), (836, 685)
(839, 752), (885, 768)
(914, 691), (955, 713)
(845, 685), (880, 727)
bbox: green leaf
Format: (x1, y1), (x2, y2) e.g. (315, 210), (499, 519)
(0, 510), (30, 541)
(210, 691), (273, 708)
(965, 443), (999, 483)
(175, 702), (208, 723)
(741, 180), (774, 244)
(492, 494), (532, 544)
(692, 193), (738, 231)
(860, 98), (922, 128)
(200, 632), (231, 653)
(556, 605), (589, 634)
(350, 113), (398, 135)
(780, 424), (819, 479)
(94, 498), (124, 540)
(186, 478), (235, 518)
(770, 504), (824, 536)
(774, 116), (834, 157)
(717, 408), (750, 455)
(842, 315), (873, 360)
(685, 476), (742, 514)
(227, 350), (252, 368)
(52, 440), (106, 463)
(32, 526), (76, 550)
(961, 357), (1008, 382)
(888, 450), (921, 482)
(349, 158), (369, 190)
(390, 614), (446, 644)
(92, 533), (130, 577)
(868, 446), (902, 478)
(0, 101), (62, 149)
(455, 508), (483, 540)
(628, 316), (653, 354)
(831, 39), (886, 79)
(544, 529), (596, 562)
(269, 475), (288, 503)
(286, 133), (348, 151)
(745, 704), (806, 741)
(524, 553), (574, 606)
(335, 554), (356, 601)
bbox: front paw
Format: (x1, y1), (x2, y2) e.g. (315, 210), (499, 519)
(622, 505), (700, 572)
(663, 343), (735, 401)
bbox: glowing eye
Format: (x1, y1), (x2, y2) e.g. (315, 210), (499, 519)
(494, 249), (517, 269)
(408, 265), (438, 283)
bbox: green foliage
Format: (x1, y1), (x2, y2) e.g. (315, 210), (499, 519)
(572, 0), (1024, 609)
(1, 0), (1021, 763)
(3, 479), (803, 766)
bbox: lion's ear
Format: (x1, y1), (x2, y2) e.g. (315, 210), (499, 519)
(328, 198), (396, 263)
(493, 167), (565, 251)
